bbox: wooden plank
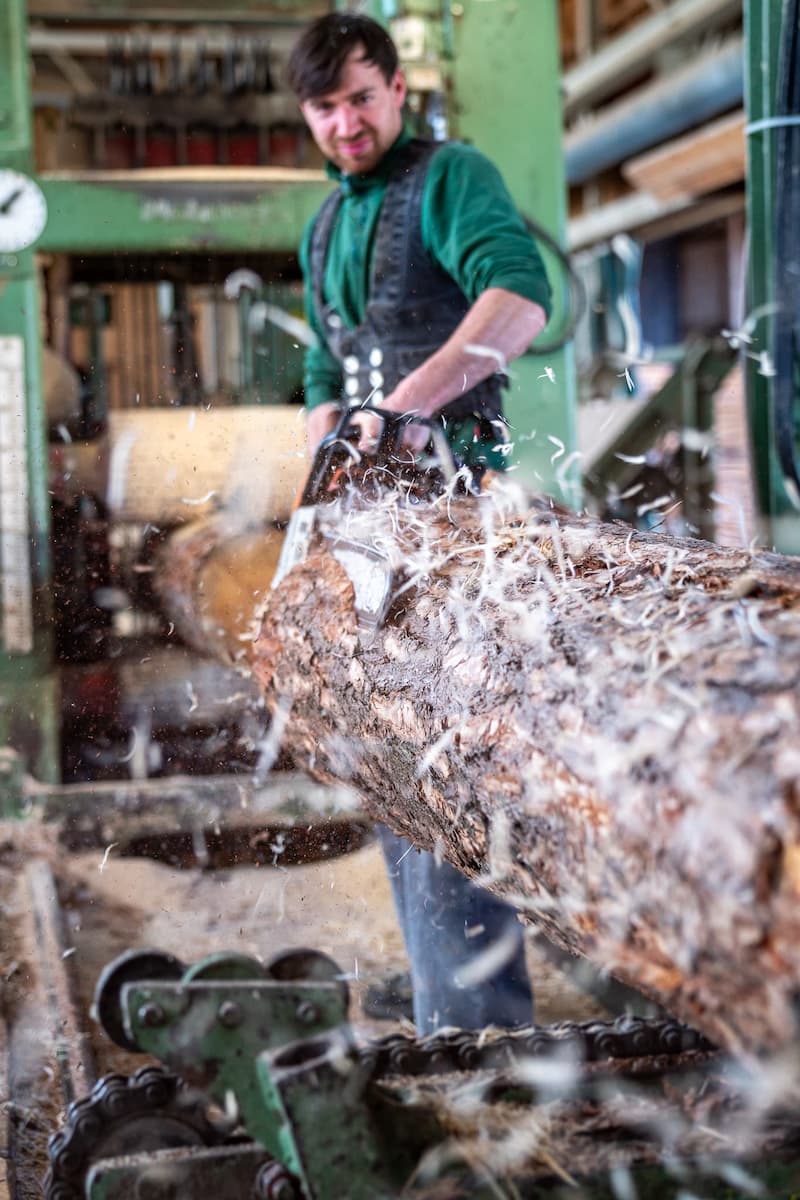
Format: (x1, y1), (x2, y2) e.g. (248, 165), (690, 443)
(623, 109), (746, 201)
(713, 363), (758, 548)
(3, 860), (95, 1195)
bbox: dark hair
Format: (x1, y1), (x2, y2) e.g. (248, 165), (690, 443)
(287, 13), (399, 101)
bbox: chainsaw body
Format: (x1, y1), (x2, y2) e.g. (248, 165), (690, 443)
(272, 405), (468, 630)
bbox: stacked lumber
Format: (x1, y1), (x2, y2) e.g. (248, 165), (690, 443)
(623, 110), (746, 201)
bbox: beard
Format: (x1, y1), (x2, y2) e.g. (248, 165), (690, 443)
(330, 131), (382, 173)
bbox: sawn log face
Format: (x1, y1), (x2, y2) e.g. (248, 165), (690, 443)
(246, 492), (800, 1054)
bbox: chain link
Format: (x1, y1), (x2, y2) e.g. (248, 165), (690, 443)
(364, 1015), (715, 1079)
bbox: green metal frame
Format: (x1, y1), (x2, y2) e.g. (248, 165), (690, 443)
(450, 1), (577, 504)
(123, 975), (350, 1160)
(743, 0), (800, 552)
(0, 0), (59, 784)
(98, 947), (800, 1200)
(37, 177), (332, 255)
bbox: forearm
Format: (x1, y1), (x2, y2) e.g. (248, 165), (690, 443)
(386, 287), (547, 418)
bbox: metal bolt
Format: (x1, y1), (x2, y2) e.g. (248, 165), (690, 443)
(295, 1001), (319, 1025)
(217, 1000), (243, 1028)
(137, 1002), (166, 1028)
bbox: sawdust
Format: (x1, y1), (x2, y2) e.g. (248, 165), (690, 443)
(388, 1071), (800, 1194)
(0, 839), (69, 1198)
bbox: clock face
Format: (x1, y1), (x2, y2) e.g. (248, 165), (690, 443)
(0, 170), (48, 253)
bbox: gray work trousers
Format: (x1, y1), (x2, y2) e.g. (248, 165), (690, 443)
(378, 826), (534, 1033)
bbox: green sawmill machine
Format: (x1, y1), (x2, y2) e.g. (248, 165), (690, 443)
(0, 0), (571, 795)
(1, 0), (800, 1196)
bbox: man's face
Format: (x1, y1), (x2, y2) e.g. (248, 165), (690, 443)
(300, 49), (406, 174)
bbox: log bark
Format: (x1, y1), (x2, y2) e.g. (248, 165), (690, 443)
(160, 487), (800, 1056)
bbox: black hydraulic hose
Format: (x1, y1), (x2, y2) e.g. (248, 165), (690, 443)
(772, 0), (800, 495)
(521, 213), (587, 356)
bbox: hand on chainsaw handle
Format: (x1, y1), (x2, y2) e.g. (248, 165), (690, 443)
(305, 398), (427, 461)
(349, 397), (432, 457)
(306, 402), (341, 456)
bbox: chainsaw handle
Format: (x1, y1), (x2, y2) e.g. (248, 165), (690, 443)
(300, 403), (460, 506)
(336, 402), (427, 445)
(299, 428), (358, 506)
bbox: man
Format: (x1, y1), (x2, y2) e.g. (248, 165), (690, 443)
(288, 13), (551, 1033)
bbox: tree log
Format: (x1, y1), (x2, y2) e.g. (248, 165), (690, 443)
(154, 517), (284, 665)
(160, 487), (800, 1056)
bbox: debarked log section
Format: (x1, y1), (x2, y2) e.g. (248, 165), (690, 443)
(161, 492), (800, 1056)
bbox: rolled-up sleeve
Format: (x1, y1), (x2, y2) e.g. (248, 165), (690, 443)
(422, 144), (552, 316)
(299, 220), (343, 411)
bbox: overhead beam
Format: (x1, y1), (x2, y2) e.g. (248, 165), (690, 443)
(568, 188), (745, 251)
(565, 37), (743, 185)
(28, 26), (301, 55)
(563, 0), (742, 116)
(36, 172), (331, 254)
(27, 1), (325, 19)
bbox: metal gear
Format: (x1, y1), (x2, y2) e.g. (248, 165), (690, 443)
(44, 1064), (236, 1200)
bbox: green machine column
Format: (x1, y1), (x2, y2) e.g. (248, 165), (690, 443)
(0, 0), (59, 785)
(743, 0), (800, 552)
(451, 1), (577, 503)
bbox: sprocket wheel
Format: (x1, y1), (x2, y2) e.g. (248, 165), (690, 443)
(43, 1065), (236, 1200)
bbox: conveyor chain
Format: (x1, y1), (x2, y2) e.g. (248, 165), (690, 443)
(365, 1014), (716, 1079)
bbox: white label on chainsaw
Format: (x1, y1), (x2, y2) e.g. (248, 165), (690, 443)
(0, 337), (33, 654)
(330, 545), (392, 624)
(273, 506), (317, 589)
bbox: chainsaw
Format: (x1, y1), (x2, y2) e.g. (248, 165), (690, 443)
(272, 405), (469, 632)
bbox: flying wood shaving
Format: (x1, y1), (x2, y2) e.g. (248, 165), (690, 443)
(452, 925), (521, 989)
(255, 698), (291, 779)
(636, 494), (673, 518)
(98, 843), (117, 873)
(464, 342), (510, 375)
(182, 490), (218, 506)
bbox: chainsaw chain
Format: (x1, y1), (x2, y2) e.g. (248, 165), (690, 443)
(364, 1015), (715, 1079)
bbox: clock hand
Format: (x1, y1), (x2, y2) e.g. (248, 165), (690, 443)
(0, 188), (24, 216)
